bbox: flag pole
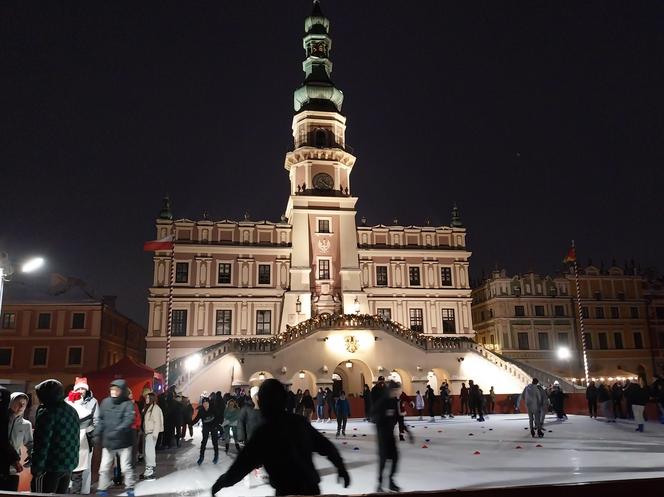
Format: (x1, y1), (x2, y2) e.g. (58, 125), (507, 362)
(570, 240), (590, 385)
(165, 225), (176, 390)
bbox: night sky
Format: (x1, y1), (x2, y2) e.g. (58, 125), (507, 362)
(2, 1), (663, 325)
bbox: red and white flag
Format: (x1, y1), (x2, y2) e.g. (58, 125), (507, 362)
(143, 235), (174, 252)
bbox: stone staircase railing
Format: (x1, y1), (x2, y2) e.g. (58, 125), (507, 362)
(490, 351), (582, 393)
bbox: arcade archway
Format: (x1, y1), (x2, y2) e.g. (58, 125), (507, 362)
(332, 359), (373, 397)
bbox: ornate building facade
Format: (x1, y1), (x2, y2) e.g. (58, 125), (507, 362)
(145, 2), (534, 396)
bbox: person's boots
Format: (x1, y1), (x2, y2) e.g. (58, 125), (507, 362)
(399, 434), (405, 441)
(537, 429), (544, 438)
(225, 443), (230, 454)
(530, 428), (536, 438)
(197, 455), (204, 465)
(235, 442), (241, 453)
(213, 453), (219, 464)
(636, 424), (644, 432)
(336, 431), (340, 438)
(376, 478), (384, 493)
(449, 413), (455, 419)
(389, 479), (401, 492)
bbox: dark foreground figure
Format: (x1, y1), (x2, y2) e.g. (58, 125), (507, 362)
(211, 378), (350, 496)
(372, 380), (413, 493)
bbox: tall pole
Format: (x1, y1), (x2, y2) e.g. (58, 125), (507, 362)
(571, 240), (590, 385)
(0, 268), (5, 321)
(165, 230), (176, 389)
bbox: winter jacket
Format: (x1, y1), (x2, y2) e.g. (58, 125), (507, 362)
(521, 383), (547, 412)
(65, 390), (98, 472)
(0, 386), (20, 476)
(425, 387), (435, 404)
(415, 393), (425, 410)
(142, 403), (164, 435)
(8, 392), (33, 475)
(237, 406), (264, 442)
(549, 387), (566, 410)
(460, 385), (469, 400)
(630, 384), (650, 406)
(94, 379), (136, 450)
(598, 384), (611, 403)
(335, 398), (351, 418)
(300, 394), (315, 411)
(585, 385), (598, 401)
(315, 391), (325, 406)
(192, 405), (218, 428)
(223, 405), (240, 427)
(31, 379), (80, 475)
(212, 412), (345, 496)
(182, 402), (194, 425)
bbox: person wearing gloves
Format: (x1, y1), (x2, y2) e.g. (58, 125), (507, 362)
(65, 377), (99, 494)
(94, 379), (136, 497)
(212, 378), (350, 497)
(6, 392), (33, 492)
(141, 392), (163, 479)
(31, 379), (80, 494)
(192, 397), (220, 465)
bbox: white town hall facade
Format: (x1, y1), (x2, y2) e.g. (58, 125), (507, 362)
(145, 2), (533, 397)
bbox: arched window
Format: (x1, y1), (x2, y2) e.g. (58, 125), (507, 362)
(314, 128), (328, 148)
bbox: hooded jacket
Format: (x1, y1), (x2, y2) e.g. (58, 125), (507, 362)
(8, 392), (33, 475)
(31, 379), (80, 474)
(65, 389), (99, 472)
(94, 379), (136, 450)
(1, 386), (20, 476)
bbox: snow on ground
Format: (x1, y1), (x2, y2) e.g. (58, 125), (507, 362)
(134, 414), (664, 496)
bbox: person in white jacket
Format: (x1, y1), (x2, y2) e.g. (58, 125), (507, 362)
(65, 377), (99, 494)
(414, 391), (425, 421)
(141, 392), (164, 479)
(7, 392), (33, 492)
(520, 378), (547, 438)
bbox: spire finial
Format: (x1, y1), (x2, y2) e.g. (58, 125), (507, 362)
(451, 202), (464, 228)
(159, 196), (173, 220)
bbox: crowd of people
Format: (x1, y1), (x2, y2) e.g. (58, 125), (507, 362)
(3, 372), (664, 496)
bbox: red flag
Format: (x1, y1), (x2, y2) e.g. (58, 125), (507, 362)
(143, 235), (174, 252)
(563, 246), (576, 263)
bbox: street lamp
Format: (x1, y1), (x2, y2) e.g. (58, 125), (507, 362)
(0, 253), (46, 318)
(557, 346), (572, 380)
(184, 353), (201, 372)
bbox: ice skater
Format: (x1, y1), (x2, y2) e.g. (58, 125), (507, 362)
(372, 381), (413, 493)
(193, 397), (219, 465)
(335, 391), (350, 437)
(521, 378), (547, 438)
(549, 381), (567, 420)
(211, 379), (350, 496)
(414, 390), (424, 420)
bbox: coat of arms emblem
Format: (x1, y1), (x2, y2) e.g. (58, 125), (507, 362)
(318, 238), (330, 253)
(344, 335), (359, 353)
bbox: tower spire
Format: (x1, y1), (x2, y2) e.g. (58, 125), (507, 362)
(293, 0), (344, 113)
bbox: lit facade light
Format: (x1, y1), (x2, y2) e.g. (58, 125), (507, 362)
(258, 372), (266, 381)
(556, 346), (571, 360)
(345, 361), (353, 369)
(184, 353), (201, 372)
(299, 370), (305, 379)
(296, 296), (302, 313)
(21, 257), (45, 273)
(353, 296), (360, 314)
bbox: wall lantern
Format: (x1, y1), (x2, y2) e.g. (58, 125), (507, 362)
(377, 365), (384, 372)
(258, 372), (266, 381)
(280, 366), (287, 375)
(322, 365), (329, 373)
(353, 296), (360, 314)
(296, 296), (302, 313)
(299, 370), (306, 379)
(345, 360), (353, 369)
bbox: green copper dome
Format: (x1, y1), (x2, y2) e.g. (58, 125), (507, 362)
(293, 1), (344, 113)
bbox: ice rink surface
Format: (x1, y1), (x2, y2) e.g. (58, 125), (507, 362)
(134, 414), (664, 496)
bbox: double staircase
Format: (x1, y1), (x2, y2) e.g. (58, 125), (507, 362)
(156, 313), (578, 393)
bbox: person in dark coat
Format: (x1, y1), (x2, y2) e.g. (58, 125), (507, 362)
(598, 382), (614, 421)
(626, 379), (649, 432)
(300, 390), (315, 421)
(315, 388), (326, 421)
(586, 381), (599, 418)
(611, 381), (624, 419)
(335, 392), (351, 437)
(172, 395), (185, 447)
(468, 380), (484, 422)
(95, 378), (136, 496)
(373, 381), (413, 493)
(30, 379), (80, 494)
(286, 391), (296, 414)
(460, 383), (469, 415)
(361, 384), (372, 421)
(0, 386), (22, 492)
(193, 397), (220, 465)
(211, 379), (350, 496)
(425, 385), (436, 422)
(549, 382), (567, 420)
(181, 397), (194, 440)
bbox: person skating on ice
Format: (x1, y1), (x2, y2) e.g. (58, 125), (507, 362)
(192, 397), (219, 465)
(211, 378), (350, 496)
(521, 378), (547, 438)
(372, 381), (413, 493)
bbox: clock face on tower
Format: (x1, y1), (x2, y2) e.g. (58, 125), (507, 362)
(313, 173), (334, 190)
(311, 41), (326, 56)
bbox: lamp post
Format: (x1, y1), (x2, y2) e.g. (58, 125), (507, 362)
(0, 253), (45, 319)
